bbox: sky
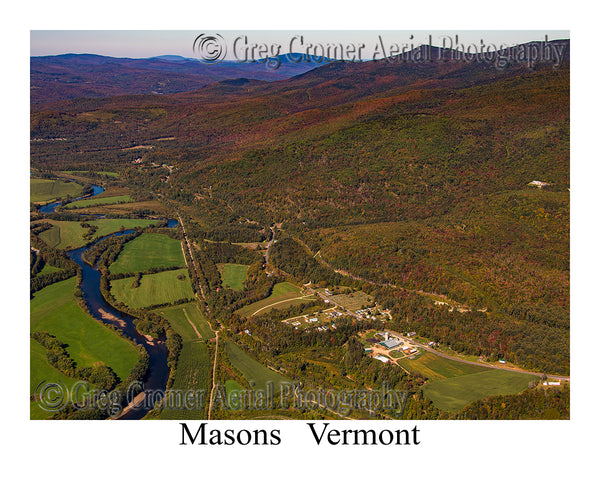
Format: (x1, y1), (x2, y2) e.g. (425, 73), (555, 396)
(30, 30), (570, 60)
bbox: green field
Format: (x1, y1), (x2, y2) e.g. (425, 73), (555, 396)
(111, 268), (194, 309)
(397, 352), (488, 381)
(159, 340), (212, 419)
(225, 380), (244, 410)
(423, 369), (538, 412)
(30, 339), (82, 419)
(236, 281), (314, 317)
(37, 219), (161, 250)
(30, 178), (84, 203)
(38, 263), (62, 275)
(64, 195), (132, 209)
(61, 170), (119, 177)
(155, 303), (213, 419)
(30, 278), (139, 418)
(223, 340), (290, 392)
(110, 233), (185, 274)
(217, 263), (249, 291)
(154, 303), (215, 340)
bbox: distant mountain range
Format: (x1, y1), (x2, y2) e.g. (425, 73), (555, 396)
(30, 53), (324, 108)
(31, 39), (569, 110)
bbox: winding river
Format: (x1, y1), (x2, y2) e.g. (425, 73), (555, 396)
(68, 234), (170, 419)
(39, 184), (105, 214)
(47, 183), (177, 419)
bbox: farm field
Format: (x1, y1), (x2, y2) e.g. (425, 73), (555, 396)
(38, 263), (62, 275)
(154, 302), (213, 419)
(155, 303), (215, 340)
(223, 340), (290, 392)
(30, 178), (84, 203)
(330, 290), (374, 311)
(37, 219), (161, 249)
(63, 194), (132, 209)
(30, 277), (139, 418)
(158, 340), (212, 420)
(225, 380), (244, 410)
(30, 339), (82, 419)
(61, 170), (119, 177)
(110, 233), (185, 274)
(74, 200), (167, 216)
(397, 352), (489, 381)
(110, 268), (194, 309)
(422, 369), (538, 413)
(217, 263), (249, 291)
(236, 281), (315, 317)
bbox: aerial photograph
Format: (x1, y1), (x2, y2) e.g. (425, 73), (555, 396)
(29, 30), (570, 421)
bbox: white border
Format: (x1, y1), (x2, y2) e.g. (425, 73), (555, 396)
(3, 1), (596, 478)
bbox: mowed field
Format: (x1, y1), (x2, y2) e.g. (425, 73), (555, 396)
(155, 303), (215, 340)
(217, 263), (249, 291)
(63, 195), (132, 209)
(155, 303), (213, 419)
(110, 233), (185, 274)
(111, 268), (194, 309)
(397, 352), (488, 381)
(37, 219), (161, 250)
(30, 178), (84, 203)
(30, 339), (83, 419)
(30, 278), (139, 418)
(422, 369), (538, 413)
(223, 340), (290, 392)
(236, 281), (315, 317)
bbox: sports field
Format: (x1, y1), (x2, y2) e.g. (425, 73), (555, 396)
(30, 178), (84, 203)
(110, 268), (194, 309)
(236, 281), (315, 317)
(217, 263), (249, 291)
(37, 219), (161, 250)
(422, 369), (538, 412)
(110, 233), (185, 273)
(64, 195), (132, 209)
(30, 278), (139, 418)
(223, 340), (290, 392)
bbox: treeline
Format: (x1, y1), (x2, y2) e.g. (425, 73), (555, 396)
(201, 240), (262, 265)
(30, 232), (78, 294)
(48, 348), (151, 420)
(269, 236), (347, 286)
(374, 286), (569, 375)
(31, 331), (118, 390)
(447, 385), (570, 420)
(181, 211), (269, 244)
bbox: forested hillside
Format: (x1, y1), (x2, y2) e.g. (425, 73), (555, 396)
(31, 42), (570, 374)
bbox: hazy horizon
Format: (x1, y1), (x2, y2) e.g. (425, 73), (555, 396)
(31, 30), (569, 60)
